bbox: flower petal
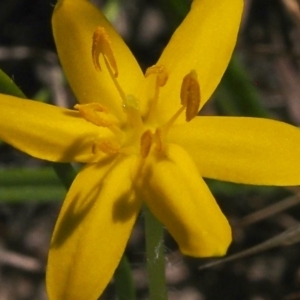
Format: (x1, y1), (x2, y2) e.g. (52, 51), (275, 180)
(0, 95), (112, 162)
(47, 157), (141, 300)
(153, 0), (243, 123)
(168, 116), (300, 185)
(52, 0), (144, 120)
(142, 144), (231, 257)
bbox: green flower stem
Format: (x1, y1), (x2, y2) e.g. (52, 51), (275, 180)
(114, 255), (136, 300)
(144, 206), (167, 300)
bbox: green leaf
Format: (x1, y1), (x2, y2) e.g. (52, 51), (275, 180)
(0, 167), (65, 202)
(0, 68), (26, 98)
(215, 55), (270, 118)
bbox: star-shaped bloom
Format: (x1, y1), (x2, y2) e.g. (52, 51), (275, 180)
(1, 0), (300, 299)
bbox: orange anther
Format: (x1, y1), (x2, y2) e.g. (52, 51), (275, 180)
(140, 130), (153, 158)
(93, 139), (120, 155)
(145, 65), (168, 87)
(92, 27), (118, 77)
(75, 103), (113, 127)
(153, 128), (163, 153)
(180, 70), (200, 122)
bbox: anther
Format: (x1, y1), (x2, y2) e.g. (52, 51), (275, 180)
(93, 140), (120, 155)
(180, 70), (200, 122)
(145, 65), (168, 87)
(92, 27), (118, 77)
(153, 129), (163, 153)
(75, 103), (114, 127)
(140, 130), (153, 158)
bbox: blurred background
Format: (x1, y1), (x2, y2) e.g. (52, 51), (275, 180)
(1, 0), (300, 299)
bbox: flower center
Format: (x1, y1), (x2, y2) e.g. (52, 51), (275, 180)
(75, 27), (200, 159)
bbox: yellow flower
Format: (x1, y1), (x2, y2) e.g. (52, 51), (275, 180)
(1, 0), (300, 299)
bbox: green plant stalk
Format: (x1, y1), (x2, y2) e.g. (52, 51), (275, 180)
(114, 255), (137, 300)
(144, 206), (167, 300)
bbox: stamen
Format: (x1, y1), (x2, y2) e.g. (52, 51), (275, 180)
(180, 70), (200, 122)
(160, 105), (185, 136)
(145, 65), (168, 87)
(145, 64), (168, 123)
(93, 139), (120, 155)
(155, 71), (200, 150)
(75, 103), (114, 127)
(92, 27), (118, 77)
(140, 130), (153, 158)
(92, 27), (130, 108)
(153, 128), (163, 153)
